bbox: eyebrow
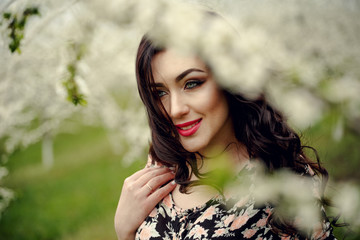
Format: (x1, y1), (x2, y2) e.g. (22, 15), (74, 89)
(151, 68), (206, 88)
(175, 68), (205, 82)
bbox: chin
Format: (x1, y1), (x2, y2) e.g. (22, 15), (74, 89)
(181, 141), (207, 154)
(182, 145), (199, 153)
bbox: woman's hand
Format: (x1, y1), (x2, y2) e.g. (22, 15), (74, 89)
(114, 161), (176, 240)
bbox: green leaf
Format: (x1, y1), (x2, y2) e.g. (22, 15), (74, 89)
(3, 12), (11, 19)
(23, 7), (40, 16)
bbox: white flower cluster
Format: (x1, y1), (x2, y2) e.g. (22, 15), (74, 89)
(146, 0), (360, 130)
(208, 157), (360, 234)
(245, 166), (360, 234)
(0, 0), (146, 155)
(1, 0), (359, 165)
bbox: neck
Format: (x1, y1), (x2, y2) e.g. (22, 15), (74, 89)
(194, 142), (249, 176)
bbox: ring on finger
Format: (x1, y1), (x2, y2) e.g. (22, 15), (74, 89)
(146, 183), (153, 191)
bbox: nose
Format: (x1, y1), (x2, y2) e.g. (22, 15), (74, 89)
(168, 92), (189, 120)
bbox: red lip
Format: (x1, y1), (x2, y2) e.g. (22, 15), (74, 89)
(175, 118), (202, 137)
(175, 118), (202, 128)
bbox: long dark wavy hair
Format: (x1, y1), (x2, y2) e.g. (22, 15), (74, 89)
(135, 35), (331, 235)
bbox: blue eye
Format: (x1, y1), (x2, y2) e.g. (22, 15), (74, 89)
(157, 90), (166, 97)
(185, 80), (203, 89)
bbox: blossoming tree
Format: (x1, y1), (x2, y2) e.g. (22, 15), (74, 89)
(1, 0), (359, 230)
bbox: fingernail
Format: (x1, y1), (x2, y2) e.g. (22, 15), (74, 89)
(171, 180), (176, 185)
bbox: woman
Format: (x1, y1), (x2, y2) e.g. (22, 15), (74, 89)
(114, 32), (335, 239)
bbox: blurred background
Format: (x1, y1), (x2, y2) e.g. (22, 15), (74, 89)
(0, 0), (359, 239)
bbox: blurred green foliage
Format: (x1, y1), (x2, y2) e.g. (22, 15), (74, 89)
(0, 125), (146, 240)
(303, 112), (360, 182)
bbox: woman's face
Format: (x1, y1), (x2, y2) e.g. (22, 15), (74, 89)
(151, 49), (235, 154)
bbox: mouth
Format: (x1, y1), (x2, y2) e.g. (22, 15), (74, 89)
(175, 118), (202, 137)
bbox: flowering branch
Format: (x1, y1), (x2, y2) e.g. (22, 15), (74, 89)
(1, 6), (40, 53)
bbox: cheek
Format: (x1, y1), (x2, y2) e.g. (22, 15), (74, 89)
(197, 86), (228, 116)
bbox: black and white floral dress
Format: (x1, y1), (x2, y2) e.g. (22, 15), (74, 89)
(135, 163), (335, 240)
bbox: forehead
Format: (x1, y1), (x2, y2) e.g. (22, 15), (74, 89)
(151, 49), (208, 82)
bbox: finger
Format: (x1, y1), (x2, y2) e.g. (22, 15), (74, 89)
(125, 155), (163, 181)
(135, 167), (173, 187)
(142, 171), (175, 195)
(148, 180), (177, 203)
(126, 163), (167, 182)
(147, 171), (175, 190)
(145, 154), (153, 167)
(126, 167), (152, 182)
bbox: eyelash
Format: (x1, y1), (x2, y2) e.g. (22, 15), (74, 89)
(184, 80), (204, 89)
(156, 80), (204, 98)
(157, 90), (166, 97)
